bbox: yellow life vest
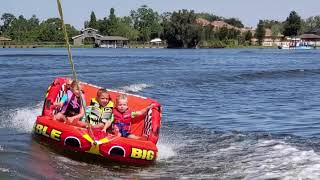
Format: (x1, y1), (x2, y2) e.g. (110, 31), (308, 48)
(87, 98), (114, 125)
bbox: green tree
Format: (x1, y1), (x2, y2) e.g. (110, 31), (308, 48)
(94, 8), (118, 36)
(196, 13), (221, 22)
(201, 24), (214, 41)
(303, 16), (320, 32)
(97, 18), (108, 35)
(130, 5), (162, 42)
(6, 15), (41, 42)
(227, 28), (241, 39)
(224, 18), (244, 28)
(107, 8), (119, 35)
(88, 8), (138, 40)
(164, 9), (202, 48)
(159, 12), (172, 39)
(283, 11), (302, 36)
(115, 17), (139, 40)
(38, 18), (78, 42)
(0, 13), (42, 42)
(243, 31), (253, 45)
(7, 15), (29, 42)
(65, 24), (79, 40)
(214, 27), (240, 42)
(38, 18), (63, 42)
(88, 11), (98, 29)
(244, 31), (253, 40)
(271, 24), (282, 43)
(24, 15), (40, 42)
(28, 15), (40, 27)
(215, 26), (229, 40)
(261, 20), (282, 29)
(1, 13), (16, 34)
(255, 20), (266, 45)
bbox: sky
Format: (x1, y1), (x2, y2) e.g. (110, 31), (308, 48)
(1, 0), (320, 30)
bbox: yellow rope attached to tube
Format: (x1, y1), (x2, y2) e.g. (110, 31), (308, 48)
(56, 0), (95, 144)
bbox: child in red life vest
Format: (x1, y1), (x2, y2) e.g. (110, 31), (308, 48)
(53, 80), (86, 125)
(113, 94), (154, 139)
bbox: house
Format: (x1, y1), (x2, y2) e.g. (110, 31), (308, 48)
(97, 36), (129, 48)
(305, 28), (320, 36)
(72, 28), (129, 48)
(260, 28), (284, 46)
(72, 28), (102, 46)
(211, 21), (239, 30)
(196, 18), (285, 46)
(299, 33), (320, 46)
(0, 36), (12, 46)
(197, 18), (241, 31)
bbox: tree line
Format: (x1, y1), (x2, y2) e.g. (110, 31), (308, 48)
(1, 5), (320, 48)
(0, 13), (78, 44)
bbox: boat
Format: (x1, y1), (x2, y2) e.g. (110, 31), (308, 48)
(278, 38), (315, 49)
(33, 77), (162, 165)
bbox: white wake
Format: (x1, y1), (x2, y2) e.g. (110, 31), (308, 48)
(120, 83), (152, 93)
(2, 103), (42, 133)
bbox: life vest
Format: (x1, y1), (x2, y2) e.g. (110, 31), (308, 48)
(60, 90), (84, 117)
(87, 98), (113, 125)
(113, 108), (132, 131)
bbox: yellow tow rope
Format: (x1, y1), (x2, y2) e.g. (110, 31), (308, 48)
(56, 0), (95, 143)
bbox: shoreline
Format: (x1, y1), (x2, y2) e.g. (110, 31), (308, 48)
(0, 45), (279, 49)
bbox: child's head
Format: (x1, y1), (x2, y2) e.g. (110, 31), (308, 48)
(96, 88), (110, 107)
(65, 78), (72, 90)
(70, 80), (81, 97)
(116, 94), (128, 113)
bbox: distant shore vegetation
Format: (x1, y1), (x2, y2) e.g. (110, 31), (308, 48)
(1, 5), (319, 48)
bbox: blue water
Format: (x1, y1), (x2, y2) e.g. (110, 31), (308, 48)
(1, 48), (320, 179)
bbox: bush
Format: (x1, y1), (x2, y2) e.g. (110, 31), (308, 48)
(199, 40), (226, 48)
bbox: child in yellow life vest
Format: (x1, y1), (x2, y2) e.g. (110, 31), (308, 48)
(80, 89), (114, 132)
(113, 94), (154, 139)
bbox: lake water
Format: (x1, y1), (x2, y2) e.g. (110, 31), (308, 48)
(1, 48), (320, 179)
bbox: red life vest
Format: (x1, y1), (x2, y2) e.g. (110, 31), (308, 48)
(113, 108), (132, 131)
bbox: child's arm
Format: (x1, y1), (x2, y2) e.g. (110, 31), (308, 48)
(53, 102), (64, 108)
(102, 121), (112, 132)
(102, 114), (114, 132)
(68, 106), (85, 123)
(72, 95), (86, 121)
(135, 103), (155, 116)
(53, 94), (68, 108)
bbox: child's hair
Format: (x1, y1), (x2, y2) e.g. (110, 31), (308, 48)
(66, 78), (72, 85)
(97, 88), (109, 98)
(70, 80), (80, 89)
(116, 94), (128, 104)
